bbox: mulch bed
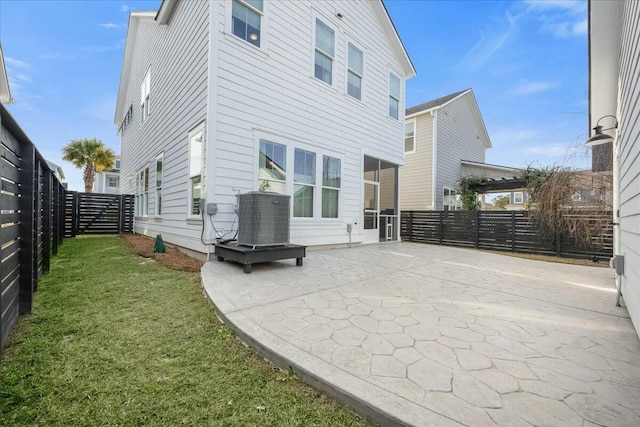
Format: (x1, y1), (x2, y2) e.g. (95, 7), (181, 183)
(120, 233), (203, 272)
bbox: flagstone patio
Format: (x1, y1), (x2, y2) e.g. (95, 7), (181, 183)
(202, 242), (640, 426)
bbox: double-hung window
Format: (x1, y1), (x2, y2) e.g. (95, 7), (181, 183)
(189, 129), (203, 216)
(259, 140), (286, 193)
(314, 19), (335, 85)
(347, 43), (363, 100)
(156, 153), (163, 216)
(405, 121), (415, 153)
(322, 156), (341, 218)
(140, 69), (151, 124)
(107, 176), (119, 188)
(389, 72), (401, 120)
(136, 167), (149, 217)
(232, 0), (263, 47)
(293, 149), (316, 218)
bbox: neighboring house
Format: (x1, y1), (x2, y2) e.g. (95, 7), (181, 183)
(401, 89), (495, 210)
(45, 160), (65, 184)
(589, 1), (640, 335)
(0, 44), (13, 104)
(92, 157), (121, 194)
(459, 159), (527, 210)
(115, 0), (415, 251)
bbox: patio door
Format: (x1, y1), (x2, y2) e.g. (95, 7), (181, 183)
(363, 180), (379, 244)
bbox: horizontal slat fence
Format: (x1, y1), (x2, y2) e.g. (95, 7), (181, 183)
(402, 210), (613, 259)
(1, 105), (66, 357)
(64, 192), (134, 237)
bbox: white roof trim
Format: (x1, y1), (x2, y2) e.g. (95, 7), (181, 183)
(460, 160), (519, 173)
(405, 89), (471, 119)
(0, 44), (14, 104)
(156, 0), (178, 25)
(371, 1), (416, 78)
(114, 12), (156, 124)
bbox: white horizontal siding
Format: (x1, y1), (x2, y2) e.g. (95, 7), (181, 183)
(118, 0), (210, 250)
(209, 0), (407, 246)
(434, 94), (487, 209)
(618, 0), (640, 333)
(401, 113), (433, 210)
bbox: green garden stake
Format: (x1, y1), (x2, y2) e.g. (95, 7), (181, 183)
(154, 234), (165, 253)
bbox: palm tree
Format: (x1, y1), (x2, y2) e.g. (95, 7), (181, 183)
(62, 138), (116, 192)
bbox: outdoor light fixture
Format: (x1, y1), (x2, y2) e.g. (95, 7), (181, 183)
(585, 115), (618, 147)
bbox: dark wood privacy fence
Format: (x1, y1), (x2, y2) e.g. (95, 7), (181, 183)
(401, 210), (613, 259)
(64, 192), (134, 237)
(1, 105), (65, 355)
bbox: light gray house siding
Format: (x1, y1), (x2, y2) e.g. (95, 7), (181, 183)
(117, 0), (210, 249)
(433, 95), (487, 209)
(617, 0), (640, 333)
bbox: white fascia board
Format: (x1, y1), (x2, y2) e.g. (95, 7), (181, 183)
(371, 0), (416, 79)
(460, 160), (519, 174)
(156, 0), (178, 24)
(589, 0), (623, 130)
(114, 12), (156, 124)
(405, 89), (471, 119)
(0, 44), (13, 104)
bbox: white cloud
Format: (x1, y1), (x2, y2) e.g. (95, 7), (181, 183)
(522, 0), (587, 38)
(526, 145), (568, 157)
(99, 22), (120, 29)
(5, 57), (31, 70)
(459, 11), (520, 72)
(121, 5), (130, 12)
(573, 19), (588, 35)
(524, 0), (585, 13)
(40, 51), (74, 60)
(508, 80), (554, 96)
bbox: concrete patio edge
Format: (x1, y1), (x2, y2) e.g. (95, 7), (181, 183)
(200, 262), (452, 427)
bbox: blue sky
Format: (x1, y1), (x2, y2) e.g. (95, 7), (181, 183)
(1, 0), (589, 191)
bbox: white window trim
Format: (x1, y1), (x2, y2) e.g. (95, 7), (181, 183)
(254, 130), (343, 221)
(187, 124), (205, 219)
(311, 15), (337, 88)
(155, 152), (164, 217)
(140, 68), (151, 126)
(513, 191), (524, 204)
(405, 119), (417, 154)
(345, 39), (365, 102)
(388, 69), (402, 121)
(225, 0), (267, 51)
(136, 166), (150, 218)
(443, 186), (462, 211)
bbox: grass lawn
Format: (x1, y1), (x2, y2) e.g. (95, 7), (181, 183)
(0, 237), (370, 426)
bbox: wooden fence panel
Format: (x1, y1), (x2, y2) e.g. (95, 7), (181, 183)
(402, 210), (613, 259)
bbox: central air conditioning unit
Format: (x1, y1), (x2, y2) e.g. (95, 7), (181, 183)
(237, 191), (290, 247)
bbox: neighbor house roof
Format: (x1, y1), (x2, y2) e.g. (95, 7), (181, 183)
(406, 89), (492, 149)
(46, 160), (66, 180)
(0, 43), (14, 104)
(405, 89), (468, 116)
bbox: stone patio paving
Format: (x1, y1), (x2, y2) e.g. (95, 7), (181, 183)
(201, 242), (640, 426)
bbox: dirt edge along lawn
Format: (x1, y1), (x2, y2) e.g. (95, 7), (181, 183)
(0, 236), (371, 426)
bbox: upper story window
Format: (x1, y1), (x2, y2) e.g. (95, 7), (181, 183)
(347, 43), (363, 100)
(118, 105), (133, 135)
(140, 69), (151, 124)
(115, 159), (121, 170)
(405, 121), (415, 153)
(389, 72), (401, 120)
(314, 19), (335, 85)
(232, 0), (263, 47)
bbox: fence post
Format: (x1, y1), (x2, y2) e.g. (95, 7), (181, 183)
(119, 195), (125, 234)
(408, 211), (413, 242)
(439, 211), (444, 244)
(18, 143), (35, 315)
(475, 210), (480, 248)
(511, 211), (516, 252)
(555, 233), (562, 257)
(42, 170), (51, 273)
(73, 192), (80, 236)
